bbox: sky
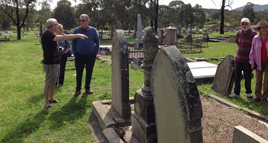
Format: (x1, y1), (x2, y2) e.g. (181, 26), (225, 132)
(50, 0), (267, 10)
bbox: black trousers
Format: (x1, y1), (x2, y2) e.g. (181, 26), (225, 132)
(75, 53), (96, 91)
(59, 54), (68, 85)
(234, 61), (252, 95)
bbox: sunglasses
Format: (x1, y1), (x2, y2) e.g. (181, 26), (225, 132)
(79, 19), (86, 22)
(241, 22), (249, 26)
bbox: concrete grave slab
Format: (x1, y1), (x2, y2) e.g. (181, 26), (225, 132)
(233, 126), (268, 143)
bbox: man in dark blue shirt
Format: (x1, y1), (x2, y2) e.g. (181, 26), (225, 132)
(72, 14), (100, 96)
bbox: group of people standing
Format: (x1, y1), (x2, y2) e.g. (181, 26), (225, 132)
(40, 14), (268, 109)
(230, 17), (268, 103)
(41, 14), (99, 109)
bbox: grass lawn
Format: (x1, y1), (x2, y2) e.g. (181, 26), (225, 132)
(0, 31), (267, 142)
(0, 32), (142, 142)
(183, 42), (268, 115)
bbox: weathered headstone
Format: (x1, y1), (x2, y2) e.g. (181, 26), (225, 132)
(212, 55), (235, 96)
(151, 46), (203, 143)
(157, 28), (165, 45)
(164, 26), (177, 46)
(202, 32), (209, 42)
(135, 14), (144, 48)
(131, 27), (159, 143)
(111, 30), (131, 120)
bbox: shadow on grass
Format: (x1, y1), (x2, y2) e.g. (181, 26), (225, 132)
(27, 93), (44, 104)
(1, 109), (48, 142)
(48, 95), (89, 130)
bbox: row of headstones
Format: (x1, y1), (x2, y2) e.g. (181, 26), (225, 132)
(111, 27), (203, 143)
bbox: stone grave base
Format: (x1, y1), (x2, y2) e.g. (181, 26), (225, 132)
(91, 98), (144, 143)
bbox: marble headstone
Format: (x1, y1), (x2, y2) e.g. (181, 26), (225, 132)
(135, 14), (144, 48)
(151, 46), (203, 143)
(111, 30), (131, 120)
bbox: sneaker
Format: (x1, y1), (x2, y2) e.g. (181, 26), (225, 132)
(49, 99), (58, 104)
(74, 90), (81, 97)
(246, 93), (253, 99)
(229, 93), (240, 98)
(84, 89), (93, 95)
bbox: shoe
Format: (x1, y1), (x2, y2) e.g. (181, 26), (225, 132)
(229, 93), (240, 98)
(254, 98), (261, 102)
(49, 99), (58, 104)
(246, 93), (253, 99)
(44, 104), (52, 110)
(84, 89), (93, 95)
(74, 90), (81, 97)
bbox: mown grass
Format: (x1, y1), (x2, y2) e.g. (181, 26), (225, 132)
(0, 31), (267, 143)
(0, 32), (142, 142)
(183, 41), (268, 115)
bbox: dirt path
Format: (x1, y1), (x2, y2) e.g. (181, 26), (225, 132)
(201, 96), (268, 143)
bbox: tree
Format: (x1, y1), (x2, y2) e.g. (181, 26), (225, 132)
(54, 0), (76, 30)
(243, 2), (255, 23)
(218, 0), (232, 34)
(0, 0), (36, 40)
(220, 0), (225, 34)
(38, 1), (52, 25)
(192, 4), (206, 28)
(0, 10), (11, 30)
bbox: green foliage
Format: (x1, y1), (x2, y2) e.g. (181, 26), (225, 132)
(243, 2), (256, 23)
(54, 0), (77, 30)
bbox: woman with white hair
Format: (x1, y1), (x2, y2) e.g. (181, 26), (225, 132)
(41, 18), (88, 110)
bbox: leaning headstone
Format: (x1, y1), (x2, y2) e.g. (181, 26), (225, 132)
(111, 30), (131, 120)
(135, 14), (144, 48)
(151, 46), (203, 143)
(212, 55), (235, 96)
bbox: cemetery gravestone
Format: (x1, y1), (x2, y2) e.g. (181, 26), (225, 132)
(212, 55), (235, 96)
(151, 46), (203, 143)
(164, 26), (177, 46)
(111, 30), (131, 120)
(135, 14), (145, 48)
(131, 27), (159, 143)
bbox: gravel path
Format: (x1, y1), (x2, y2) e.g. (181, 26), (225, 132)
(201, 96), (268, 143)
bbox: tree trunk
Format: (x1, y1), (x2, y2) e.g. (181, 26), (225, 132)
(17, 24), (21, 40)
(220, 0), (225, 34)
(16, 0), (21, 40)
(154, 0), (159, 33)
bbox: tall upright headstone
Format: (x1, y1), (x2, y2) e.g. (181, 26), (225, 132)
(131, 27), (159, 143)
(135, 14), (145, 48)
(111, 30), (131, 120)
(151, 46), (203, 143)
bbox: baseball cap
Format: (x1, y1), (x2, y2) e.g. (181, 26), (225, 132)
(241, 18), (250, 23)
